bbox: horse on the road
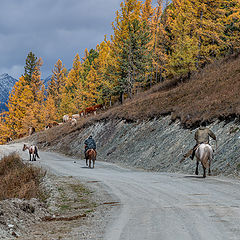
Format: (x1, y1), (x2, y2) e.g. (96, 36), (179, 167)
(22, 144), (40, 161)
(195, 143), (213, 178)
(86, 149), (97, 169)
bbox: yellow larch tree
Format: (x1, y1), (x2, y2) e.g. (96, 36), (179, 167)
(4, 55), (45, 137)
(94, 38), (115, 106)
(165, 0), (228, 78)
(43, 94), (57, 125)
(27, 58), (46, 131)
(165, 0), (199, 78)
(223, 0), (240, 54)
(81, 66), (100, 108)
(149, 0), (168, 84)
(0, 112), (11, 144)
(59, 53), (83, 115)
(47, 59), (67, 120)
(5, 76), (35, 137)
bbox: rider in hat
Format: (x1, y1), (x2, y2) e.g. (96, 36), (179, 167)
(190, 122), (217, 160)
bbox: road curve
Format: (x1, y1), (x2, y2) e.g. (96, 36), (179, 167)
(1, 143), (240, 240)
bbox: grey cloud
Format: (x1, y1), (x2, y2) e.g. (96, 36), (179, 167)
(0, 0), (122, 79)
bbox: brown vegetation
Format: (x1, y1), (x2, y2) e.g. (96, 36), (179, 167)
(0, 153), (45, 200)
(32, 54), (240, 147)
(99, 53), (240, 128)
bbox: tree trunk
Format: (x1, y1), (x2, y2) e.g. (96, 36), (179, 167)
(196, 10), (203, 69)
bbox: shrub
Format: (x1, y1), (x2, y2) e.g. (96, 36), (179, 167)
(0, 153), (45, 200)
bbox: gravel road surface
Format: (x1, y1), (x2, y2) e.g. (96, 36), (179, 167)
(1, 143), (240, 240)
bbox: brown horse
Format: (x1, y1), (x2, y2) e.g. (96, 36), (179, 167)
(22, 144), (40, 161)
(86, 149), (97, 168)
(195, 143), (213, 178)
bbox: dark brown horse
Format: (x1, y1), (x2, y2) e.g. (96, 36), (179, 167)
(86, 149), (97, 168)
(22, 144), (40, 161)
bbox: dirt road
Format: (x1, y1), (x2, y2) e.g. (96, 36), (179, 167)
(1, 143), (240, 240)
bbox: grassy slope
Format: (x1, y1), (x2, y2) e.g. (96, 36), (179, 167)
(101, 53), (240, 128)
(34, 53), (240, 145)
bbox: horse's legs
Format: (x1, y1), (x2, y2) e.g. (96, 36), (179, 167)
(29, 153), (31, 161)
(208, 158), (212, 176)
(86, 158), (88, 166)
(201, 162), (206, 178)
(92, 160), (95, 169)
(89, 159), (91, 168)
(195, 161), (199, 175)
(208, 164), (211, 176)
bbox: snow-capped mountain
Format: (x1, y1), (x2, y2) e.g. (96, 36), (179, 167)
(0, 73), (17, 112)
(0, 73), (52, 112)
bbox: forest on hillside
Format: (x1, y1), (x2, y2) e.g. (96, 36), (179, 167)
(0, 0), (239, 143)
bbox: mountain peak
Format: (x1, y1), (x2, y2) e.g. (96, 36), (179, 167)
(0, 73), (52, 112)
(0, 74), (18, 112)
(0, 73), (10, 78)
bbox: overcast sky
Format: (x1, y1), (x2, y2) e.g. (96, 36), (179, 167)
(0, 0), (124, 79)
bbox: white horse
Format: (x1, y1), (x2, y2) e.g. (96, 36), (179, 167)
(63, 114), (70, 122)
(195, 143), (213, 178)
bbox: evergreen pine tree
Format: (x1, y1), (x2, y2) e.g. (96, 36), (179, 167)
(47, 59), (67, 119)
(24, 52), (38, 85)
(111, 0), (152, 101)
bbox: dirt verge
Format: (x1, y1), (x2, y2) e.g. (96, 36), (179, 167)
(0, 172), (114, 240)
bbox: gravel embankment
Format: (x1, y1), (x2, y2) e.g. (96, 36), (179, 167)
(36, 116), (240, 177)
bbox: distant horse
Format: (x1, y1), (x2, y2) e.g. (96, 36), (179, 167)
(86, 149), (97, 168)
(45, 121), (59, 130)
(63, 114), (70, 123)
(71, 118), (77, 127)
(72, 114), (80, 119)
(6, 137), (12, 143)
(195, 143), (213, 178)
(22, 144), (40, 161)
(29, 127), (35, 136)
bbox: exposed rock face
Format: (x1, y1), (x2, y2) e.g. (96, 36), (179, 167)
(50, 117), (240, 177)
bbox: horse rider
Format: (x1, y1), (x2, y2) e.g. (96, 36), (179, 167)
(84, 135), (96, 159)
(181, 122), (217, 162)
(190, 122), (217, 160)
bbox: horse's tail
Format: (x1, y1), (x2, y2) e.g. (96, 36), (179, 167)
(202, 146), (211, 168)
(93, 149), (97, 160)
(35, 146), (40, 159)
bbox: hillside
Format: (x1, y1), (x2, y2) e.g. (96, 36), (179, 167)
(32, 53), (240, 134)
(20, 54), (240, 178)
(98, 53), (240, 128)
(25, 53), (240, 143)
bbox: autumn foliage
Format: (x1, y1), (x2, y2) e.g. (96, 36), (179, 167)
(0, 0), (239, 143)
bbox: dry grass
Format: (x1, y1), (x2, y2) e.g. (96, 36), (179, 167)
(0, 153), (45, 200)
(98, 53), (240, 127)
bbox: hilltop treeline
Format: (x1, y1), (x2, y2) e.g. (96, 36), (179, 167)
(0, 0), (239, 143)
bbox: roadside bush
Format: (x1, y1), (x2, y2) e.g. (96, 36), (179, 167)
(0, 153), (45, 200)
